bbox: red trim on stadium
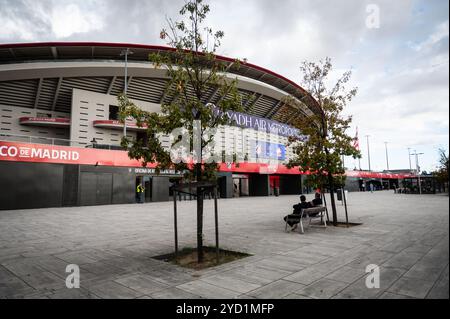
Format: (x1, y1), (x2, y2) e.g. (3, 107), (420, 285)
(0, 141), (417, 179)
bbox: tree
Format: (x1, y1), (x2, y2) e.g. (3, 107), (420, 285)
(433, 148), (449, 193)
(280, 58), (360, 225)
(118, 0), (243, 262)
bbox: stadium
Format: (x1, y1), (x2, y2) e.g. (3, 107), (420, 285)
(0, 42), (415, 210)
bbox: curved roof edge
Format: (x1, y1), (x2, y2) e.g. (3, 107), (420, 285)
(0, 42), (322, 116)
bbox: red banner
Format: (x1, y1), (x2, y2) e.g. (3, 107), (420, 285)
(0, 141), (416, 178)
(0, 141), (147, 167)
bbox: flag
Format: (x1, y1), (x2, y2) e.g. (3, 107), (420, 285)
(353, 126), (360, 150)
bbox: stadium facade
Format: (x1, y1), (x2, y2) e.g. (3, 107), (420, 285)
(0, 43), (415, 210)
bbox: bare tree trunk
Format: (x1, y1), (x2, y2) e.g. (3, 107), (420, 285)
(327, 172), (338, 226)
(196, 163), (204, 263)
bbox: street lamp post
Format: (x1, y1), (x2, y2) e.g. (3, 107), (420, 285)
(365, 135), (371, 171)
(384, 142), (389, 171)
(411, 150), (424, 194)
(120, 48), (133, 139)
(408, 147), (412, 171)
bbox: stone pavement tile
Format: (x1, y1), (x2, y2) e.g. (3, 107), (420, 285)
(402, 244), (434, 255)
(419, 255), (449, 270)
(18, 290), (52, 299)
(282, 293), (312, 299)
(333, 267), (406, 299)
(0, 277), (35, 298)
(114, 273), (170, 295)
(218, 268), (278, 286)
(280, 244), (342, 258)
(426, 265), (449, 299)
(142, 268), (196, 286)
(1, 258), (46, 277)
(245, 264), (293, 280)
(21, 247), (69, 258)
(21, 271), (66, 290)
(382, 252), (424, 270)
(426, 280), (449, 299)
(0, 193), (448, 299)
(200, 274), (261, 294)
(0, 247), (35, 260)
(254, 257), (306, 273)
(150, 287), (201, 299)
(234, 294), (257, 299)
(378, 292), (416, 299)
(403, 261), (445, 282)
(101, 256), (160, 272)
(295, 278), (349, 299)
(283, 267), (330, 286)
(345, 250), (395, 269)
(32, 256), (72, 279)
(54, 251), (98, 265)
(387, 277), (435, 299)
(0, 265), (17, 282)
(48, 287), (101, 299)
(0, 254), (22, 264)
(177, 280), (239, 299)
(247, 280), (306, 299)
(80, 249), (125, 261)
(325, 266), (366, 283)
(276, 250), (330, 266)
(420, 234), (446, 247)
(80, 261), (127, 276)
(88, 281), (143, 299)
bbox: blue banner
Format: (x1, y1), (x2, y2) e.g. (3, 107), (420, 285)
(251, 140), (286, 161)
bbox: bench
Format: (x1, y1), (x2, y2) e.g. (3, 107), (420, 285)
(285, 206), (328, 234)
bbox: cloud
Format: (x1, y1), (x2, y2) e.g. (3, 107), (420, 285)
(50, 1), (106, 38)
(0, 0), (107, 41)
(411, 20), (449, 52)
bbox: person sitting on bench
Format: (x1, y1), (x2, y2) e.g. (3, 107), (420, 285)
(283, 195), (312, 231)
(307, 192), (323, 217)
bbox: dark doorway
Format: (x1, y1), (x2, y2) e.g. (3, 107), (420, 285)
(144, 176), (152, 202)
(232, 174), (249, 197)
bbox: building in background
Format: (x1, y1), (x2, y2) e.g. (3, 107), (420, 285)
(0, 43), (415, 210)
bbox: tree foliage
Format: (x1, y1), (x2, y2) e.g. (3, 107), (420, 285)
(433, 148), (449, 187)
(119, 0), (242, 177)
(280, 57), (360, 224)
(118, 0), (243, 262)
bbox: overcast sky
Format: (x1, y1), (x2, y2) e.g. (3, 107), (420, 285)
(0, 0), (448, 172)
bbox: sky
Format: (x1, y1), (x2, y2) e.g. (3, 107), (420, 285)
(0, 0), (448, 173)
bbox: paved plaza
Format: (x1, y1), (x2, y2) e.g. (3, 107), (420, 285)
(0, 191), (448, 299)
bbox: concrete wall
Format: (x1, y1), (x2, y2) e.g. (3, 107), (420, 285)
(152, 176), (170, 202)
(71, 89), (294, 163)
(0, 161), (64, 210)
(70, 89), (162, 147)
(0, 104), (69, 141)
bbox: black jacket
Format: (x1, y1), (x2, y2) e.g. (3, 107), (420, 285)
(293, 202), (312, 214)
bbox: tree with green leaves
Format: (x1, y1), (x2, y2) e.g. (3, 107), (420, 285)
(118, 0), (243, 263)
(280, 57), (360, 226)
(433, 148), (449, 193)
